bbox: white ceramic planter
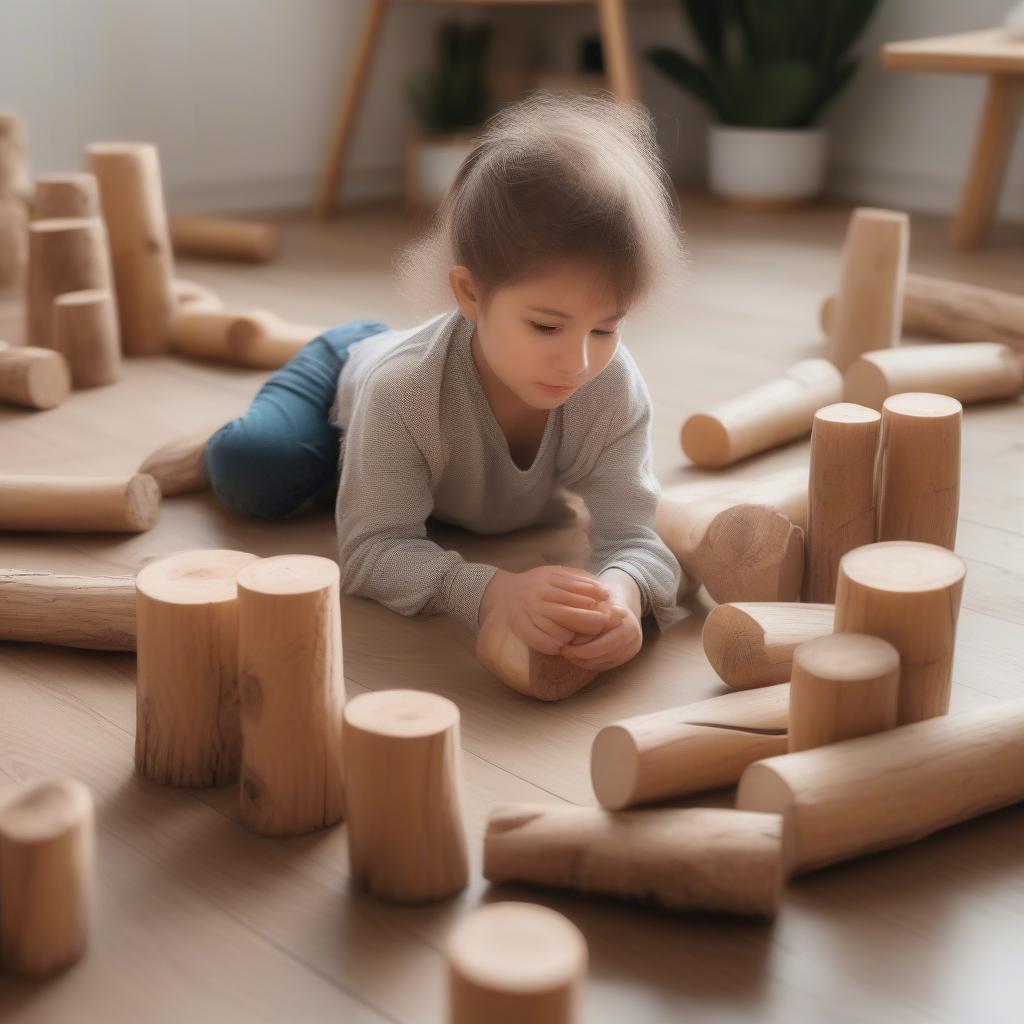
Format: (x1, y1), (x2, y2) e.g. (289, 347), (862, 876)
(405, 131), (477, 210)
(708, 125), (827, 207)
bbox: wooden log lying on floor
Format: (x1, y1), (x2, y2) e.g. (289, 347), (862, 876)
(0, 569), (136, 650)
(343, 689), (468, 902)
(0, 778), (94, 977)
(737, 698), (1024, 876)
(172, 277), (223, 311)
(0, 473), (160, 532)
(590, 683), (789, 809)
(32, 173), (100, 219)
(0, 345), (71, 409)
(52, 288), (121, 387)
(225, 314), (323, 369)
(702, 601), (835, 690)
(169, 215), (280, 263)
(138, 432), (210, 496)
(484, 804), (786, 918)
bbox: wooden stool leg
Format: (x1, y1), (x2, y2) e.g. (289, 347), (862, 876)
(951, 74), (1024, 249)
(596, 0), (638, 102)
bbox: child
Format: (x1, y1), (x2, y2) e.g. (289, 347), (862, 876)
(202, 92), (689, 675)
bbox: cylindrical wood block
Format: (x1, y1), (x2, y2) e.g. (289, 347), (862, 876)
(0, 570), (136, 650)
(0, 345), (71, 409)
(168, 307), (275, 364)
(226, 315), (323, 369)
(448, 902), (587, 1024)
(804, 403), (881, 603)
(135, 549), (258, 786)
(788, 633), (899, 752)
(32, 173), (100, 219)
(0, 112), (32, 202)
(172, 277), (223, 311)
(343, 689), (468, 902)
(825, 208), (909, 370)
(835, 541), (965, 725)
(237, 555), (346, 836)
(87, 143), (176, 355)
(702, 601), (835, 690)
(590, 683), (789, 809)
(26, 217), (113, 349)
(169, 215), (280, 263)
(876, 392), (962, 549)
(485, 805), (786, 918)
(138, 432), (210, 497)
(680, 359), (842, 468)
(0, 473), (160, 532)
(0, 196), (28, 286)
(52, 288), (122, 387)
(0, 778), (94, 977)
(737, 698), (1024, 875)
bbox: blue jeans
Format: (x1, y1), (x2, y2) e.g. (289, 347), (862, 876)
(204, 318), (391, 519)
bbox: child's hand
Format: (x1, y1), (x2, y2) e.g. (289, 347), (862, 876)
(558, 600), (643, 672)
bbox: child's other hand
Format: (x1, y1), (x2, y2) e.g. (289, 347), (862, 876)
(558, 601), (642, 673)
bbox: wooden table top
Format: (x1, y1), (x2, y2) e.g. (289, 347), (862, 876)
(883, 28), (1024, 75)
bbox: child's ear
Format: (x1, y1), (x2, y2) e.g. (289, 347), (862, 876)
(448, 265), (481, 321)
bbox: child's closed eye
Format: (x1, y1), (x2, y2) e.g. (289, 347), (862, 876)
(529, 321), (616, 336)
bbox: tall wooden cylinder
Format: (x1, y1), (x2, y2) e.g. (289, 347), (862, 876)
(237, 555), (345, 836)
(448, 902), (587, 1024)
(343, 689), (468, 902)
(135, 549), (258, 787)
(0, 778), (94, 977)
(0, 473), (160, 532)
(52, 288), (122, 387)
(0, 197), (28, 286)
(87, 143), (176, 355)
(876, 392), (962, 549)
(0, 112), (32, 202)
(33, 173), (101, 219)
(0, 345), (71, 410)
(804, 403), (881, 603)
(835, 541), (965, 725)
(169, 215), (279, 262)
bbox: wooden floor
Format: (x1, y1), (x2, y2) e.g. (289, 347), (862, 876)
(1, 193), (1022, 1023)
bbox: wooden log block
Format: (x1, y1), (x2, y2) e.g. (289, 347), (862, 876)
(168, 307), (274, 364)
(169, 215), (280, 263)
(876, 392), (962, 549)
(52, 288), (122, 387)
(225, 314), (323, 369)
(788, 633), (899, 752)
(825, 208), (909, 370)
(0, 778), (94, 977)
(32, 173), (100, 219)
(590, 683), (789, 809)
(0, 569), (136, 651)
(0, 112), (32, 203)
(237, 555), (346, 836)
(448, 902), (587, 1024)
(0, 196), (28, 286)
(737, 698), (1024, 876)
(680, 359), (842, 468)
(135, 549), (258, 787)
(138, 432), (210, 496)
(0, 473), (160, 532)
(835, 541), (965, 725)
(343, 689), (468, 902)
(87, 143), (176, 355)
(844, 342), (1024, 409)
(484, 804), (786, 918)
(702, 601), (835, 690)
(804, 403), (881, 603)
(0, 345), (71, 410)
(172, 277), (223, 311)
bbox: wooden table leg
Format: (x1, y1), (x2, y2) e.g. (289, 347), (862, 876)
(950, 73), (1024, 248)
(596, 0), (638, 102)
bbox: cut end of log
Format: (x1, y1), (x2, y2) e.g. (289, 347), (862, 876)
(736, 763), (796, 873)
(795, 633), (900, 683)
(138, 433), (210, 497)
(590, 724), (640, 810)
(702, 603), (769, 690)
(839, 541), (966, 595)
(680, 413), (730, 468)
(136, 548), (258, 604)
(236, 554), (339, 597)
(815, 401), (881, 426)
(125, 473), (162, 531)
(0, 778), (93, 844)
(883, 391), (963, 420)
(344, 689), (459, 739)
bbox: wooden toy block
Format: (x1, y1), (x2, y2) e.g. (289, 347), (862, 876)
(0, 112), (32, 203)
(172, 277), (223, 311)
(32, 173), (100, 219)
(0, 345), (71, 409)
(52, 288), (122, 388)
(0, 778), (94, 977)
(702, 601), (835, 690)
(225, 314), (324, 369)
(237, 555), (346, 836)
(680, 358), (842, 468)
(804, 402), (881, 603)
(737, 697), (1024, 876)
(169, 215), (280, 263)
(87, 143), (176, 355)
(343, 689), (468, 902)
(447, 902), (587, 1024)
(0, 472), (160, 532)
(138, 432), (210, 496)
(0, 197), (28, 286)
(484, 804), (786, 918)
(835, 541), (965, 725)
(590, 683), (789, 809)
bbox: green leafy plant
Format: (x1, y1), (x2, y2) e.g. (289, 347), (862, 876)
(648, 0), (879, 128)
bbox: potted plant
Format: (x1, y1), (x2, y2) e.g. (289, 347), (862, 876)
(648, 0), (879, 206)
(404, 19), (493, 211)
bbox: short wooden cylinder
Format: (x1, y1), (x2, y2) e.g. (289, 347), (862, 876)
(52, 288), (122, 387)
(33, 173), (101, 219)
(0, 345), (71, 410)
(0, 472), (160, 532)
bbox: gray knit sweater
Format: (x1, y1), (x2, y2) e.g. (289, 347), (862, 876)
(330, 308), (685, 633)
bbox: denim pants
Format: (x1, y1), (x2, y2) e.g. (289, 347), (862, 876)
(203, 318), (391, 519)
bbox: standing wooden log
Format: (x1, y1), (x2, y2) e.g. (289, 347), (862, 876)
(344, 690), (468, 902)
(138, 432), (210, 496)
(33, 173), (100, 219)
(87, 143), (176, 355)
(0, 778), (94, 977)
(484, 805), (786, 918)
(876, 392), (962, 549)
(237, 555), (345, 836)
(825, 208), (909, 370)
(0, 473), (160, 532)
(52, 288), (121, 387)
(804, 403), (881, 603)
(590, 683), (790, 809)
(737, 697), (1024, 876)
(169, 215), (280, 263)
(226, 314), (324, 369)
(448, 902), (587, 1024)
(835, 541), (965, 725)
(135, 549), (258, 787)
(0, 112), (32, 202)
(0, 569), (136, 650)
(0, 345), (71, 409)
(0, 197), (28, 286)
(702, 601), (835, 690)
